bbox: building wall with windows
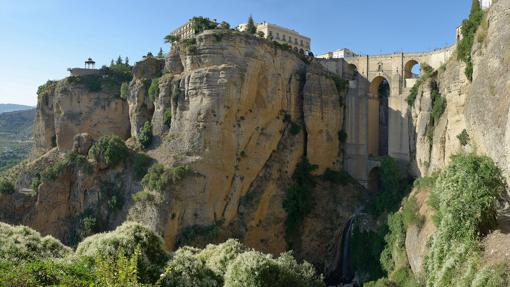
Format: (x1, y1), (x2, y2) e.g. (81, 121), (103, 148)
(170, 20), (195, 40)
(238, 22), (311, 53)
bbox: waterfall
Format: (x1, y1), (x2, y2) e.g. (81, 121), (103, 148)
(325, 216), (356, 285)
(340, 217), (355, 283)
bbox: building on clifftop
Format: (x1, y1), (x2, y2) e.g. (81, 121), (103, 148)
(237, 21), (311, 54)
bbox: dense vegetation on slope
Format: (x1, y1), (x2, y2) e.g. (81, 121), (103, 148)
(0, 221), (324, 287)
(366, 153), (509, 287)
(457, 0), (485, 81)
(0, 109), (35, 172)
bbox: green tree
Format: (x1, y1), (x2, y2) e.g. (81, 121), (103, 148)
(116, 56), (123, 65)
(157, 48), (164, 58)
(125, 57), (129, 66)
(219, 21), (231, 30)
(164, 34), (180, 43)
(138, 121), (153, 149)
(246, 15), (257, 34)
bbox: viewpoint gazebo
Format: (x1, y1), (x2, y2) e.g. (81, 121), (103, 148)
(84, 58), (96, 69)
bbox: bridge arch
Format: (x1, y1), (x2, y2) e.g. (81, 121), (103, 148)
(368, 76), (390, 157)
(404, 60), (420, 79)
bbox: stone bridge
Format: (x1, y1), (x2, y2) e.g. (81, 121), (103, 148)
(317, 46), (454, 188)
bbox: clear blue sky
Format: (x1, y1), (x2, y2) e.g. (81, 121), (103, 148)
(0, 0), (471, 106)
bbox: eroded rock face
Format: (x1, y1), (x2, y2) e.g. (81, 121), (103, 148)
(410, 0), (510, 180)
(6, 30), (360, 272)
(32, 78), (131, 153)
(135, 31), (351, 254)
(72, 133), (93, 155)
(128, 57), (164, 138)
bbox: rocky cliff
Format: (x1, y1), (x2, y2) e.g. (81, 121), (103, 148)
(0, 30), (361, 273)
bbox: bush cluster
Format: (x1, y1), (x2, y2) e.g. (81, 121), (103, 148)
(0, 177), (15, 195)
(424, 153), (507, 286)
(457, 129), (470, 146)
(132, 152), (153, 180)
(0, 222), (324, 287)
(41, 151), (88, 181)
(138, 121), (153, 149)
(369, 157), (410, 217)
(88, 135), (129, 168)
(142, 163), (192, 192)
(457, 0), (485, 81)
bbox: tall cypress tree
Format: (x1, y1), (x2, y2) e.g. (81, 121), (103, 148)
(246, 15), (257, 34)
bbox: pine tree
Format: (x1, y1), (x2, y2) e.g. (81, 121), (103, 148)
(125, 57), (129, 66)
(157, 48), (164, 58)
(110, 59), (114, 67)
(246, 15), (257, 34)
(116, 56), (123, 65)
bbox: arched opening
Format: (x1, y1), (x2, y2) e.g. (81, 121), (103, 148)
(368, 76), (390, 157)
(367, 167), (379, 193)
(348, 64), (358, 74)
(404, 60), (420, 79)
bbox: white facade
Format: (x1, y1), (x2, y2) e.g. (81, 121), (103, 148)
(238, 22), (311, 53)
(317, 48), (358, 59)
(480, 0), (492, 9)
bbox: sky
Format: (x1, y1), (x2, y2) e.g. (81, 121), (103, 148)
(0, 0), (471, 106)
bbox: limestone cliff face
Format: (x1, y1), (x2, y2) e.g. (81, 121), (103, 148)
(32, 76), (130, 154)
(1, 30), (358, 272)
(124, 30), (356, 270)
(410, 0), (510, 180)
(128, 57), (164, 138)
(406, 0), (510, 275)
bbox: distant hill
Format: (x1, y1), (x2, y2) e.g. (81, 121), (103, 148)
(0, 108), (35, 172)
(0, 103), (34, 114)
(0, 108), (35, 138)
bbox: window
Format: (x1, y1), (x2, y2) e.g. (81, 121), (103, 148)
(283, 35), (286, 40)
(288, 36), (292, 42)
(300, 40), (303, 46)
(269, 31), (273, 36)
(295, 39), (298, 44)
(276, 32), (280, 39)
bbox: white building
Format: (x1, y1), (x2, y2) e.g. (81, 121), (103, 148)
(238, 22), (311, 53)
(480, 0), (492, 9)
(316, 48), (358, 59)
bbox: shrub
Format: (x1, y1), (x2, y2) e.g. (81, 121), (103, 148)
(283, 158), (317, 242)
(164, 108), (172, 127)
(0, 222), (72, 261)
(0, 177), (15, 194)
(191, 16), (218, 34)
(457, 0), (485, 81)
(350, 225), (387, 282)
(141, 164), (192, 192)
(322, 168), (351, 185)
(132, 153), (153, 180)
(0, 258), (95, 287)
(41, 152), (88, 181)
(76, 221), (169, 283)
(132, 191), (155, 202)
(406, 83), (420, 107)
(197, 239), (246, 277)
(430, 87), (445, 126)
(457, 129), (470, 146)
(157, 248), (221, 287)
(148, 78), (160, 103)
(31, 173), (41, 191)
(120, 82), (129, 99)
(95, 246), (141, 287)
(424, 153), (506, 286)
(413, 173), (438, 190)
(164, 34), (180, 43)
(138, 121), (153, 149)
(88, 135), (129, 168)
(223, 250), (324, 287)
(370, 157), (410, 216)
(289, 122), (301, 135)
(401, 196), (424, 228)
